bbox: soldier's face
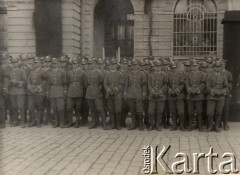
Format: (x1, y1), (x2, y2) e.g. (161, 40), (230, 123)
(52, 63), (58, 69)
(214, 66), (221, 72)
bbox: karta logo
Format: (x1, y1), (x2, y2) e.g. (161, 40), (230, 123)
(142, 146), (239, 174)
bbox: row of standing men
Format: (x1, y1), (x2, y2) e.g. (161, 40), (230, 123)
(0, 54), (232, 132)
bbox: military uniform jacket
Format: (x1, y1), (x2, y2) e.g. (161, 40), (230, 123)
(85, 70), (104, 99)
(167, 71), (185, 100)
(222, 70), (233, 97)
(67, 68), (85, 98)
(47, 69), (67, 98)
(104, 70), (124, 99)
(185, 70), (206, 101)
(28, 69), (48, 96)
(206, 71), (228, 100)
(0, 67), (3, 96)
(4, 67), (27, 95)
(125, 69), (147, 99)
(148, 71), (168, 101)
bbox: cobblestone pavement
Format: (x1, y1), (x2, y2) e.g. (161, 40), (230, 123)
(0, 123), (240, 175)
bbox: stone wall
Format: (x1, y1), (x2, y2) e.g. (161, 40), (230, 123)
(62, 0), (81, 58)
(6, 0), (35, 57)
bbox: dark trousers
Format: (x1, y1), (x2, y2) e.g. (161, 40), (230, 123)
(187, 100), (203, 127)
(169, 99), (185, 127)
(222, 97), (230, 126)
(67, 97), (83, 122)
(50, 98), (65, 125)
(128, 98), (143, 127)
(9, 95), (25, 123)
(148, 100), (165, 126)
(28, 95), (44, 123)
(207, 99), (225, 128)
(0, 96), (5, 126)
(87, 98), (106, 125)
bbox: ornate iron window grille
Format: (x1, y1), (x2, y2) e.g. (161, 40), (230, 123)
(173, 2), (217, 56)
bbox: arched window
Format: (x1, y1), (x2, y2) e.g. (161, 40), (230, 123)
(173, 0), (217, 56)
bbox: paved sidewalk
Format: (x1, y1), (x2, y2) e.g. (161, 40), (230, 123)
(0, 123), (240, 175)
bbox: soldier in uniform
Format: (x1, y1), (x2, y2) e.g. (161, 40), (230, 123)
(104, 58), (124, 130)
(4, 57), (27, 128)
(120, 58), (129, 127)
(167, 62), (185, 131)
(85, 59), (107, 129)
(147, 60), (168, 131)
(80, 59), (89, 126)
(42, 56), (52, 124)
(27, 58), (47, 127)
(1, 54), (13, 125)
(185, 60), (206, 132)
(125, 59), (147, 131)
(161, 59), (171, 129)
(46, 58), (68, 128)
(221, 60), (233, 131)
(0, 59), (5, 128)
(206, 61), (228, 132)
(66, 57), (85, 128)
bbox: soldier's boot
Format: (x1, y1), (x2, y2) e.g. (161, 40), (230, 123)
(188, 115), (193, 132)
(197, 115), (203, 132)
(215, 115), (221, 133)
(128, 114), (136, 130)
(116, 113), (121, 130)
(147, 115), (154, 131)
(108, 113), (115, 130)
(100, 112), (107, 130)
(66, 112), (73, 128)
(74, 112), (81, 128)
(206, 115), (214, 132)
(28, 111), (36, 127)
(0, 109), (5, 128)
(156, 114), (163, 131)
(12, 110), (18, 127)
(170, 115), (177, 131)
(179, 115), (185, 131)
(52, 112), (59, 128)
(223, 113), (229, 131)
(138, 114), (144, 131)
(60, 112), (66, 128)
(20, 110), (25, 128)
(37, 110), (43, 128)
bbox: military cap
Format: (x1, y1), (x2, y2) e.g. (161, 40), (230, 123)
(145, 60), (150, 65)
(98, 58), (104, 64)
(11, 57), (19, 63)
(20, 54), (28, 61)
(205, 57), (213, 64)
(34, 57), (41, 63)
(149, 61), (155, 67)
(192, 60), (198, 66)
(200, 61), (208, 68)
(213, 61), (223, 67)
(148, 56), (155, 61)
(81, 59), (87, 65)
(154, 60), (162, 66)
(45, 56), (51, 62)
(72, 57), (79, 64)
(52, 58), (58, 64)
(60, 56), (68, 62)
(184, 60), (192, 67)
(121, 58), (128, 64)
(131, 59), (138, 65)
(1, 53), (9, 60)
(162, 59), (169, 66)
(170, 62), (177, 68)
(110, 58), (117, 64)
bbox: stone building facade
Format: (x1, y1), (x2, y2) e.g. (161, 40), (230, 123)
(0, 0), (239, 59)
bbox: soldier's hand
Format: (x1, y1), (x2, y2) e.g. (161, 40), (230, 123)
(168, 89), (173, 95)
(211, 89), (217, 96)
(158, 90), (163, 97)
(187, 88), (193, 94)
(175, 88), (180, 95)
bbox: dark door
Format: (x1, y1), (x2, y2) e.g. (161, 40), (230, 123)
(222, 11), (240, 121)
(34, 0), (62, 57)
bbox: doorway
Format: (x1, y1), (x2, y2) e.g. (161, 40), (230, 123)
(93, 0), (134, 59)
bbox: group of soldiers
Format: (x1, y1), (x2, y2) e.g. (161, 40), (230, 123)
(0, 53), (232, 132)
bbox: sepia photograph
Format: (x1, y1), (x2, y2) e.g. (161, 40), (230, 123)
(0, 0), (240, 174)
